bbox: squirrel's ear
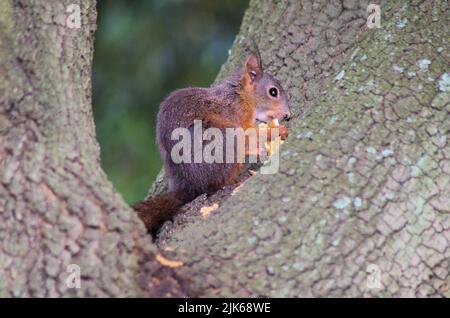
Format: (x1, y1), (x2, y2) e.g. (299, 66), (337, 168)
(244, 53), (262, 84)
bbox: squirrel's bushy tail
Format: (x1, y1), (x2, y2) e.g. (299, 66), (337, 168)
(133, 191), (190, 236)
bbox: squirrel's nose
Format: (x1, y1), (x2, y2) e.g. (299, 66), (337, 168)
(283, 111), (291, 121)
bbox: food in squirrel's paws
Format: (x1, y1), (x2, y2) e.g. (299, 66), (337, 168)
(258, 118), (285, 157)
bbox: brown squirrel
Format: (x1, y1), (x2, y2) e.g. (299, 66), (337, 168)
(134, 52), (290, 236)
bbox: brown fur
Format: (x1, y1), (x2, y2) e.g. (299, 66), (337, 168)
(134, 53), (290, 236)
(134, 192), (186, 237)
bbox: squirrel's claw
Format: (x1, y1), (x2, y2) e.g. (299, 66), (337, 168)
(278, 125), (289, 140)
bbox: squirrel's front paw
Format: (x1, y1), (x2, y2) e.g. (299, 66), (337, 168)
(278, 125), (289, 140)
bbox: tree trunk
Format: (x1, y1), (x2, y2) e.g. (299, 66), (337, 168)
(153, 0), (450, 297)
(0, 0), (186, 297)
(1, 0), (448, 298)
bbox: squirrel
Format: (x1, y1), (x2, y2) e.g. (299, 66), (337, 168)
(134, 51), (291, 236)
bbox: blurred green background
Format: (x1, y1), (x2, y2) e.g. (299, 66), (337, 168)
(93, 0), (248, 204)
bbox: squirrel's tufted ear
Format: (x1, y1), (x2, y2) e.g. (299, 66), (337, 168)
(244, 52), (262, 84)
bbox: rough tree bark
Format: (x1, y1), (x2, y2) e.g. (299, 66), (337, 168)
(0, 0), (448, 297)
(0, 0), (186, 297)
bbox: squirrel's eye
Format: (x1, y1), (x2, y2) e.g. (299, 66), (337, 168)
(269, 87), (278, 98)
